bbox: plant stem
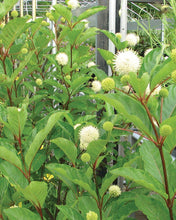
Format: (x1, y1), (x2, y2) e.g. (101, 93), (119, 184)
(159, 147), (173, 220)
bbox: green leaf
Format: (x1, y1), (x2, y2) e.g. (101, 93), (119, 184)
(77, 27), (98, 45)
(56, 205), (84, 220)
(99, 173), (117, 197)
(7, 105), (27, 137)
(97, 48), (114, 63)
(3, 207), (40, 220)
(20, 181), (47, 208)
(111, 167), (167, 198)
(87, 140), (107, 164)
(0, 17), (30, 49)
(162, 85), (176, 120)
(129, 72), (149, 97)
(0, 146), (22, 169)
(151, 59), (176, 90)
(11, 51), (35, 83)
(46, 163), (97, 199)
(0, 0), (19, 20)
(78, 196), (99, 219)
(77, 6), (106, 22)
(25, 112), (65, 169)
(100, 29), (127, 50)
(94, 93), (152, 137)
(54, 4), (72, 22)
(135, 195), (170, 220)
(0, 161), (28, 189)
(71, 76), (90, 95)
(0, 177), (9, 208)
(51, 138), (77, 164)
(138, 47), (162, 77)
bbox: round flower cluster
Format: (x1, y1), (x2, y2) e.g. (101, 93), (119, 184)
(91, 80), (101, 93)
(160, 124), (173, 137)
(56, 52), (68, 66)
(109, 185), (121, 197)
(120, 75), (130, 85)
(126, 33), (139, 47)
(11, 10), (18, 18)
(21, 48), (28, 54)
(113, 49), (141, 75)
(103, 121), (113, 131)
(86, 211), (98, 220)
(101, 77), (115, 92)
(115, 32), (122, 40)
(81, 153), (91, 162)
(36, 78), (43, 86)
(79, 125), (99, 150)
(67, 0), (80, 10)
(159, 88), (169, 98)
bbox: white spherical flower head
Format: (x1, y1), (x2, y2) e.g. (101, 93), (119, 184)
(56, 52), (68, 66)
(80, 141), (89, 151)
(88, 61), (96, 68)
(67, 0), (80, 10)
(92, 80), (101, 93)
(79, 125), (99, 144)
(109, 185), (121, 197)
(126, 33), (140, 47)
(113, 49), (141, 75)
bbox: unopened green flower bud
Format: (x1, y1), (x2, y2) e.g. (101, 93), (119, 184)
(171, 70), (176, 82)
(65, 75), (71, 80)
(120, 75), (130, 85)
(160, 124), (173, 137)
(101, 77), (115, 92)
(61, 17), (66, 23)
(115, 32), (122, 40)
(171, 49), (176, 63)
(48, 15), (54, 21)
(81, 153), (91, 163)
(46, 12), (51, 18)
(107, 60), (112, 65)
(36, 78), (43, 86)
(103, 121), (113, 131)
(109, 185), (121, 197)
(86, 211), (98, 220)
(159, 88), (169, 98)
(11, 10), (18, 18)
(41, 20), (49, 26)
(21, 48), (28, 54)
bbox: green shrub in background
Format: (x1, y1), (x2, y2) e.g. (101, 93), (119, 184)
(0, 0), (176, 220)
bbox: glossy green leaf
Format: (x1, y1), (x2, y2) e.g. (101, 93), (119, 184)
(0, 17), (30, 49)
(100, 29), (127, 50)
(54, 4), (72, 22)
(0, 0), (19, 20)
(0, 146), (22, 169)
(97, 48), (114, 63)
(111, 167), (167, 198)
(77, 27), (98, 45)
(135, 195), (170, 220)
(151, 59), (176, 90)
(0, 177), (9, 208)
(87, 140), (107, 165)
(56, 205), (84, 220)
(77, 6), (106, 22)
(20, 181), (47, 208)
(99, 173), (117, 197)
(139, 47), (162, 77)
(46, 163), (97, 199)
(51, 137), (77, 164)
(3, 207), (40, 220)
(0, 161), (28, 189)
(25, 112), (65, 169)
(7, 105), (27, 137)
(94, 94), (152, 137)
(162, 85), (176, 121)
